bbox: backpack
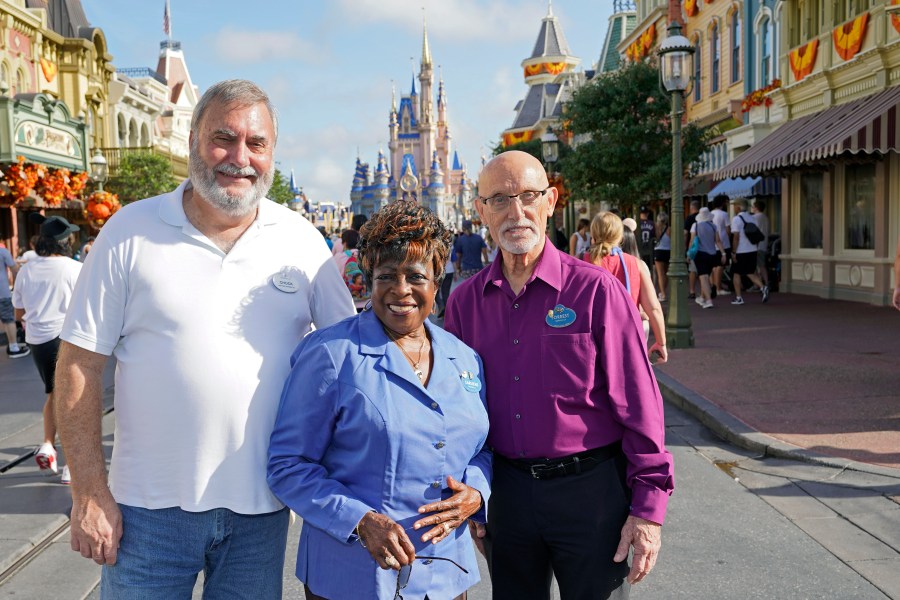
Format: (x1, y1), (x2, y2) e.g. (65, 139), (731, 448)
(342, 250), (369, 301)
(739, 215), (765, 245)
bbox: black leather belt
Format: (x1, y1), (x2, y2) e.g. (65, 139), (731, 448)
(499, 442), (621, 480)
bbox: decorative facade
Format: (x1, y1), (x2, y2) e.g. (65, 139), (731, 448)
(0, 0), (112, 251)
(351, 23), (471, 227)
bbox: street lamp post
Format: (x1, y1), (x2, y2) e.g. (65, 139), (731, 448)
(658, 20), (695, 348)
(90, 149), (108, 192)
(541, 129), (566, 233)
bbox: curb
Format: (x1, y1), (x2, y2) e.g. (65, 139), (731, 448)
(654, 369), (900, 480)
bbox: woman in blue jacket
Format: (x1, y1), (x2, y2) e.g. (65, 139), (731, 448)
(268, 201), (490, 600)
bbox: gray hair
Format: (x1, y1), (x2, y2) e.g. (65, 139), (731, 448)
(731, 198), (749, 211)
(191, 79), (278, 141)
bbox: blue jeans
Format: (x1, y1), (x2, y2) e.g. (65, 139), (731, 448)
(101, 504), (289, 600)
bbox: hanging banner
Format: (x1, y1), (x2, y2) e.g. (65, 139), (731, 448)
(789, 39), (818, 82)
(833, 13), (869, 61)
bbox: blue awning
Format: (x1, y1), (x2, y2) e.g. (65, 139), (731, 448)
(708, 176), (781, 200)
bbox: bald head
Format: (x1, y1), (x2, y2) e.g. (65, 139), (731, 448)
(475, 150), (557, 259)
(478, 151), (549, 198)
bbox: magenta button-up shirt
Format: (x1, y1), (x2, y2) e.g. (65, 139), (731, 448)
(444, 242), (673, 524)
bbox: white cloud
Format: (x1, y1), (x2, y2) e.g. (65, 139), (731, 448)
(209, 27), (321, 65)
(333, 0), (538, 42)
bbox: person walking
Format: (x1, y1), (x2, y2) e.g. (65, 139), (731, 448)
(12, 215), (82, 484)
(445, 151), (673, 599)
(54, 79), (355, 598)
(637, 205), (656, 275)
(751, 200), (771, 289)
(653, 212), (671, 302)
(685, 200), (700, 299)
(710, 194), (732, 296)
(688, 207), (725, 309)
(568, 218), (591, 258)
(730, 199), (769, 305)
(1, 242), (28, 358)
(453, 220), (488, 280)
(587, 212), (667, 363)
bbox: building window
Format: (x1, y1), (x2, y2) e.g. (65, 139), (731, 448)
(731, 13), (741, 84)
(15, 69), (24, 96)
(759, 17), (772, 87)
(844, 163), (876, 250)
(800, 173), (823, 249)
(693, 38), (702, 102)
(711, 23), (720, 94)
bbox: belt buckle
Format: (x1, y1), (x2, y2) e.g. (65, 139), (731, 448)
(529, 462), (558, 480)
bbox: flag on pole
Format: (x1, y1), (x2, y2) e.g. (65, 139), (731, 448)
(163, 0), (171, 37)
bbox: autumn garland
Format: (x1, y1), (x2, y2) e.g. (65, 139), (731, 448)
(740, 79), (781, 113)
(1, 156), (90, 206)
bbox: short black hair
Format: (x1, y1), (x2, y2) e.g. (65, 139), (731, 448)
(35, 236), (73, 258)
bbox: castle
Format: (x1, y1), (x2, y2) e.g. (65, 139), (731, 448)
(350, 23), (472, 226)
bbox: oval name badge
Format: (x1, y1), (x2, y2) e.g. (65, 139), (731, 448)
(545, 304), (576, 328)
(272, 272), (299, 293)
(460, 370), (482, 393)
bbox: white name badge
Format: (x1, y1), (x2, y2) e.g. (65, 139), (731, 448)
(272, 272), (299, 293)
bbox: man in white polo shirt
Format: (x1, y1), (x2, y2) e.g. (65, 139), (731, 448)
(54, 79), (355, 599)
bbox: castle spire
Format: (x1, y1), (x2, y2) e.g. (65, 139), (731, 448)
(422, 13), (432, 67)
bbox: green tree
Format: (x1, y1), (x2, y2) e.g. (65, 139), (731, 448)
(561, 60), (709, 215)
(267, 168), (294, 205)
(107, 152), (177, 203)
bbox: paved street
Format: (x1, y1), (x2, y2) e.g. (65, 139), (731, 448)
(3, 394), (898, 598)
(1, 292), (899, 598)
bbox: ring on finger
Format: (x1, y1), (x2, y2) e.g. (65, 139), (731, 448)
(384, 555), (398, 568)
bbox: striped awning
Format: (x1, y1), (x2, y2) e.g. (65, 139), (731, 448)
(718, 85), (900, 179)
(708, 176), (781, 200)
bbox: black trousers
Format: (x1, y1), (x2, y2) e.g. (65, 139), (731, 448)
(485, 454), (631, 600)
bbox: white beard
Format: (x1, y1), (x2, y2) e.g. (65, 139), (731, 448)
(189, 144), (274, 217)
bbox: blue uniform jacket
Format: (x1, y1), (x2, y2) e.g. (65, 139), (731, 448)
(267, 309), (491, 600)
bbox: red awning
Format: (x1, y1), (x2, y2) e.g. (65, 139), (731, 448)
(718, 85), (900, 179)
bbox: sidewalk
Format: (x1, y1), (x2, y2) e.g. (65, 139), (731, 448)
(654, 291), (900, 477)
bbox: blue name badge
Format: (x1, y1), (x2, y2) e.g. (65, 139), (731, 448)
(460, 370), (482, 393)
(546, 304), (576, 328)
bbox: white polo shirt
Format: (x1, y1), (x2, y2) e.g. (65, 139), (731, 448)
(12, 256), (82, 344)
(61, 180), (356, 514)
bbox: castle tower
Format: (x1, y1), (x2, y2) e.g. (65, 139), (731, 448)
(351, 20), (466, 227)
(502, 3), (580, 147)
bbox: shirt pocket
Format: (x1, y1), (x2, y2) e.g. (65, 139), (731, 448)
(540, 333), (596, 393)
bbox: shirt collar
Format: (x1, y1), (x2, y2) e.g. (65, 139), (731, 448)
(481, 239), (563, 295)
(158, 178), (279, 228)
(358, 306), (456, 359)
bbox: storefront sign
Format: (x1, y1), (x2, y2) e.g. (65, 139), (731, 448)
(15, 120), (80, 158)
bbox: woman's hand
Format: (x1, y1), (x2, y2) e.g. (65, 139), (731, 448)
(356, 512), (416, 571)
(649, 342), (667, 364)
(413, 475), (483, 545)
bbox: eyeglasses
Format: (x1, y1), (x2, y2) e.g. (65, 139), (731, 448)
(479, 188), (549, 213)
(394, 555), (469, 599)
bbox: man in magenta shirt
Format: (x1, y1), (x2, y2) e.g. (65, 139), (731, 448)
(444, 151), (673, 599)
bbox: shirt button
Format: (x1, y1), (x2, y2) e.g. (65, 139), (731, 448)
(515, 413), (521, 419)
(513, 303), (519, 309)
(431, 402), (439, 409)
(435, 442), (445, 449)
(513, 339), (519, 344)
(431, 481), (441, 488)
(514, 376), (520, 381)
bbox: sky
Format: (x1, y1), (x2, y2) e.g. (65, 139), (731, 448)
(81, 0), (616, 205)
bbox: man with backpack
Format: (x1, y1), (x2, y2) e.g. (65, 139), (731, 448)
(730, 199), (769, 305)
